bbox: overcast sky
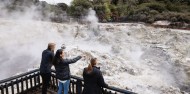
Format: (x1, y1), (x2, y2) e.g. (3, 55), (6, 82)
(39, 0), (73, 5)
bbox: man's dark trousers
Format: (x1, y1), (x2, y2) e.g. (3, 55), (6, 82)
(41, 73), (51, 94)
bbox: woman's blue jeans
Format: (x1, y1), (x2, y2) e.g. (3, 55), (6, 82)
(57, 80), (70, 94)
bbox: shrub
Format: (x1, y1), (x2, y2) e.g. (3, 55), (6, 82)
(57, 3), (68, 11)
(68, 0), (92, 18)
(140, 2), (166, 12)
(171, 17), (177, 22)
(154, 14), (165, 20)
(166, 3), (181, 12)
(116, 4), (129, 16)
(147, 17), (155, 23)
(149, 10), (159, 15)
(135, 6), (150, 14)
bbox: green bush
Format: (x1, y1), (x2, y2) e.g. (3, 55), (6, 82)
(135, 6), (150, 14)
(178, 14), (190, 23)
(154, 14), (165, 20)
(57, 3), (68, 11)
(140, 2), (166, 12)
(149, 10), (159, 15)
(104, 2), (111, 20)
(166, 3), (181, 12)
(116, 5), (129, 16)
(147, 17), (155, 23)
(68, 0), (92, 18)
(171, 17), (177, 22)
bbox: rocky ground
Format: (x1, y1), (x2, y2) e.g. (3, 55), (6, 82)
(0, 19), (190, 94)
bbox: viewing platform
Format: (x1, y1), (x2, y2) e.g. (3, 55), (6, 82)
(0, 69), (136, 94)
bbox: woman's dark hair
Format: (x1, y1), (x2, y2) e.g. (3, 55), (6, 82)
(53, 49), (63, 65)
(86, 58), (97, 73)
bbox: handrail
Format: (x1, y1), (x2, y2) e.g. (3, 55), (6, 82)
(0, 69), (39, 84)
(0, 69), (41, 94)
(51, 70), (84, 81)
(51, 69), (136, 94)
(0, 69), (137, 94)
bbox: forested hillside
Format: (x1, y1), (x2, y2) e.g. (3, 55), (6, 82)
(1, 0), (190, 27)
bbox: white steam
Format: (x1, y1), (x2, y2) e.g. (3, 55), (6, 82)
(0, 1), (190, 94)
(39, 0), (73, 5)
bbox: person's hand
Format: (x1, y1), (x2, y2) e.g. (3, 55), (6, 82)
(81, 55), (86, 58)
(80, 55), (86, 60)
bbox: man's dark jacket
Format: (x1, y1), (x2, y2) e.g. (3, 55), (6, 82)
(82, 66), (108, 94)
(54, 56), (82, 80)
(40, 49), (54, 74)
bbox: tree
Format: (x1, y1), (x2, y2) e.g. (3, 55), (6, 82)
(111, 0), (119, 5)
(138, 0), (151, 4)
(68, 0), (92, 18)
(57, 3), (68, 11)
(104, 2), (111, 20)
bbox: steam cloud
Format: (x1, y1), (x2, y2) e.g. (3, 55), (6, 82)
(0, 1), (190, 94)
(0, 0), (64, 79)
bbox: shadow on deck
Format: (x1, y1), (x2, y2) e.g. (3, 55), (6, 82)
(27, 88), (57, 94)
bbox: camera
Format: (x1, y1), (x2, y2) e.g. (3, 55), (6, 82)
(61, 44), (66, 49)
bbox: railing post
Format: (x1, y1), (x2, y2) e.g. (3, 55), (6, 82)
(21, 78), (24, 92)
(104, 89), (108, 94)
(29, 75), (33, 89)
(52, 77), (55, 90)
(16, 79), (20, 93)
(69, 82), (71, 94)
(5, 83), (8, 94)
(34, 74), (37, 89)
(25, 76), (29, 91)
(72, 81), (75, 93)
(0, 85), (4, 94)
(56, 78), (58, 89)
(37, 72), (41, 87)
(76, 79), (82, 94)
(11, 81), (14, 94)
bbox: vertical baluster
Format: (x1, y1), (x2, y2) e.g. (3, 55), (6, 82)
(21, 78), (24, 92)
(76, 79), (82, 94)
(52, 77), (54, 90)
(72, 80), (75, 93)
(25, 76), (28, 91)
(104, 89), (108, 94)
(56, 78), (58, 89)
(5, 83), (8, 94)
(34, 74), (37, 89)
(0, 85), (4, 94)
(29, 75), (33, 90)
(16, 79), (19, 94)
(11, 81), (14, 94)
(37, 72), (41, 87)
(69, 82), (71, 94)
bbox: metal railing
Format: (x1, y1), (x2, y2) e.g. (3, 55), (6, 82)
(0, 69), (136, 94)
(0, 69), (41, 94)
(50, 70), (136, 94)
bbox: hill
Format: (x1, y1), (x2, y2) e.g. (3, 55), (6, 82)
(1, 0), (190, 28)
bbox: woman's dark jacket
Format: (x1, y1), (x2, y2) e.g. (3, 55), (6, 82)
(54, 56), (82, 80)
(82, 66), (108, 94)
(40, 49), (54, 74)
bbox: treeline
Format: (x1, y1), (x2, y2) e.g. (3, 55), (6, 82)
(2, 0), (190, 25)
(67, 0), (190, 24)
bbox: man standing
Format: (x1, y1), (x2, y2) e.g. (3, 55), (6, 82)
(40, 43), (56, 94)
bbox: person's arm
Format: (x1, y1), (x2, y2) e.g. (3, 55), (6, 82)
(97, 70), (108, 88)
(63, 56), (82, 65)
